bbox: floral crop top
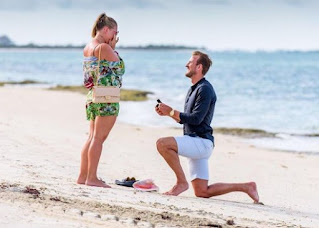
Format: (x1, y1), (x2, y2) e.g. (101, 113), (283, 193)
(83, 56), (125, 89)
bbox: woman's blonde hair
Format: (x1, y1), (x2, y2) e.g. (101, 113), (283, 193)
(91, 13), (117, 38)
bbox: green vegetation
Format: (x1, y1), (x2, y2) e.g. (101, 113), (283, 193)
(120, 89), (153, 101)
(0, 44), (205, 50)
(0, 36), (206, 50)
(48, 85), (87, 94)
(49, 85), (152, 101)
(0, 80), (152, 101)
(0, 80), (42, 85)
(118, 44), (206, 50)
(293, 133), (319, 137)
(215, 127), (276, 138)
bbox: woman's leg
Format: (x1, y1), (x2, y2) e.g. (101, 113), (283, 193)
(77, 120), (95, 184)
(86, 115), (117, 188)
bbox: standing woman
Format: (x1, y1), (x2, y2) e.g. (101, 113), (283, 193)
(77, 13), (125, 188)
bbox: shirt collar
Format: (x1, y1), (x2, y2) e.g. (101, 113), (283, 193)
(191, 77), (205, 90)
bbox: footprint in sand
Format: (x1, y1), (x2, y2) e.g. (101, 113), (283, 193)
(82, 211), (101, 219)
(101, 214), (119, 221)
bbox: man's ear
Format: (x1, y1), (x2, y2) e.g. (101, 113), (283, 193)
(196, 64), (203, 73)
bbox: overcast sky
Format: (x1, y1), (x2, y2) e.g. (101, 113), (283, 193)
(0, 0), (318, 50)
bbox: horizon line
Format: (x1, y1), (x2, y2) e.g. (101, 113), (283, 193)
(0, 45), (318, 53)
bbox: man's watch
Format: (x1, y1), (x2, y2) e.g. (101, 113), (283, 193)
(169, 109), (175, 117)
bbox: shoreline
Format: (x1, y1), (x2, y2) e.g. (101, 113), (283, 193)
(113, 122), (319, 155)
(1, 84), (318, 154)
(1, 83), (318, 138)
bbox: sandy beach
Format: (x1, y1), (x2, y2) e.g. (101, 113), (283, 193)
(0, 86), (318, 228)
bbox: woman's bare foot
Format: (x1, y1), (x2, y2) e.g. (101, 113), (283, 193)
(164, 182), (189, 196)
(246, 182), (259, 202)
(77, 174), (87, 185)
(86, 178), (111, 188)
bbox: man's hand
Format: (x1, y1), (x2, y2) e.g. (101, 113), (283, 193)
(155, 102), (181, 122)
(155, 103), (172, 116)
(108, 34), (119, 50)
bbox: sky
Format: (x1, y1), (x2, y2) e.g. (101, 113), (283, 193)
(0, 0), (318, 51)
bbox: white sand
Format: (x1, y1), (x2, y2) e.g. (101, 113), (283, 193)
(0, 87), (318, 227)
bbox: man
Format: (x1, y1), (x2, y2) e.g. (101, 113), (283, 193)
(155, 51), (259, 203)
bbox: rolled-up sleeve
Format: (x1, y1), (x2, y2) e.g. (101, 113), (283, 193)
(179, 86), (212, 125)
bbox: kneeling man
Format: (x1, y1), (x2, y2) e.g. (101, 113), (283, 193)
(155, 51), (259, 202)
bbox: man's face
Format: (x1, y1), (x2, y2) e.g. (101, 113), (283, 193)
(185, 55), (199, 78)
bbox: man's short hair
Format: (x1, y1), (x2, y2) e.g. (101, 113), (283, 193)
(192, 51), (212, 75)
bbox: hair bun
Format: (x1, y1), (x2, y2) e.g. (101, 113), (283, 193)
(91, 13), (117, 38)
(98, 13), (107, 22)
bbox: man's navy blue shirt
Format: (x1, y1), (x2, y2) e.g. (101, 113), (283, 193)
(179, 78), (217, 145)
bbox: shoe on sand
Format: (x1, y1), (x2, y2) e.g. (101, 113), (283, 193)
(115, 177), (137, 187)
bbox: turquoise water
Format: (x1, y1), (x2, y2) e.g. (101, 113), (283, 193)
(1, 49), (318, 152)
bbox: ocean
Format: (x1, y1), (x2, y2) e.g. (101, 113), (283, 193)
(0, 48), (318, 153)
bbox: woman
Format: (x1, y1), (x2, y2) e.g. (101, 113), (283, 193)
(77, 13), (125, 188)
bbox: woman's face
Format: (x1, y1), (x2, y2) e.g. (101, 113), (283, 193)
(103, 26), (118, 42)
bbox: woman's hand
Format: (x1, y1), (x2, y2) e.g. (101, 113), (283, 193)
(108, 34), (119, 50)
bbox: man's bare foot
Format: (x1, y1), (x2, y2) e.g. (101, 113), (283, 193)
(164, 182), (189, 196)
(85, 178), (111, 188)
(246, 182), (259, 202)
(76, 175), (87, 185)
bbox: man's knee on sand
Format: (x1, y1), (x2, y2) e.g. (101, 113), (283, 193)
(192, 180), (210, 198)
(194, 189), (210, 198)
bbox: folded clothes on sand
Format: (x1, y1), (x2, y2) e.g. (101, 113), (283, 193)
(133, 179), (159, 192)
